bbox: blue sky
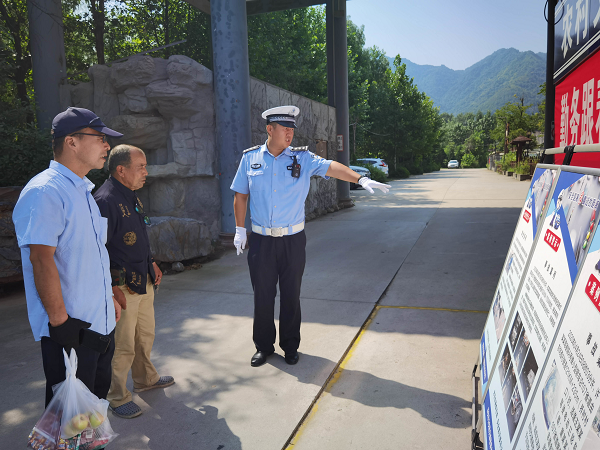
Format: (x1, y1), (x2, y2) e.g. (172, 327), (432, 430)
(346, 0), (549, 70)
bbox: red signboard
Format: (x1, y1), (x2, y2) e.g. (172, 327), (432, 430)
(584, 273), (600, 313)
(544, 229), (561, 252)
(523, 210), (531, 223)
(554, 49), (600, 168)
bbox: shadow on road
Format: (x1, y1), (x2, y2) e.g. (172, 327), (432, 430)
(272, 353), (472, 429)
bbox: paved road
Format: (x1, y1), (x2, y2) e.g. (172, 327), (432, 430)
(0, 168), (529, 449)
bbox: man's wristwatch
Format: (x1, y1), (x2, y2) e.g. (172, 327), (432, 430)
(357, 175), (367, 183)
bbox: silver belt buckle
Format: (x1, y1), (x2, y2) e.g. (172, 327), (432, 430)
(271, 227), (284, 237)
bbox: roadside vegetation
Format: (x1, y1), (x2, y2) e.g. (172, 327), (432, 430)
(1, 2), (545, 186)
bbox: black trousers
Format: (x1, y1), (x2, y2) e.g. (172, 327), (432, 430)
(41, 329), (115, 407)
(248, 230), (306, 354)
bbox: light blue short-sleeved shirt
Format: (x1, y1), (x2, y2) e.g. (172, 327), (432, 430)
(230, 143), (332, 230)
(13, 161), (115, 341)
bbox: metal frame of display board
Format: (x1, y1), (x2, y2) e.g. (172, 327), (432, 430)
(507, 164), (600, 448)
(542, 143), (600, 165)
(479, 164), (600, 450)
(472, 164), (561, 449)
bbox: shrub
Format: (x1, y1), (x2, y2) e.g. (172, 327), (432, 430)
(516, 161), (532, 175)
(364, 164), (387, 183)
(391, 166), (410, 179)
(423, 161), (440, 172)
(498, 152), (516, 172)
(460, 153), (478, 168)
(0, 113), (53, 187)
(406, 163), (423, 175)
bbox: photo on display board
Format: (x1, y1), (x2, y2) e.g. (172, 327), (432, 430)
(582, 408), (600, 450)
(502, 364), (517, 411)
(493, 290), (506, 342)
(509, 313), (524, 352)
(499, 344), (512, 382)
(556, 175), (600, 268)
(506, 386), (524, 440)
(513, 330), (530, 374)
(541, 360), (564, 430)
(517, 347), (538, 403)
(532, 169), (555, 222)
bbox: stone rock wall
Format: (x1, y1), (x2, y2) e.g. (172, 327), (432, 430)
(147, 217), (212, 263)
(65, 55), (221, 250)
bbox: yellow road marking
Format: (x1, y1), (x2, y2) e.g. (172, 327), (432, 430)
(283, 308), (377, 449)
(283, 304), (487, 448)
(378, 305), (487, 314)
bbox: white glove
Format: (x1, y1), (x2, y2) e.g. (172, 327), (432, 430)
(358, 177), (391, 194)
(234, 226), (247, 255)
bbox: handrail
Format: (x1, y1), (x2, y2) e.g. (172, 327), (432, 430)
(543, 143), (600, 155)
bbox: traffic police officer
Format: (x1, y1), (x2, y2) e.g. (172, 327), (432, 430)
(231, 106), (390, 367)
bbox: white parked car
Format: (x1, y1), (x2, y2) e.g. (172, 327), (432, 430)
(447, 160), (459, 169)
(356, 158), (389, 176)
(349, 165), (371, 189)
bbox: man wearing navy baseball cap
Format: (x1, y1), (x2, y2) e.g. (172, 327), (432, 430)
(13, 107), (125, 406)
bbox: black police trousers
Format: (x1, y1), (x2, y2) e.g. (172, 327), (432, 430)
(41, 329), (115, 407)
(248, 230), (306, 354)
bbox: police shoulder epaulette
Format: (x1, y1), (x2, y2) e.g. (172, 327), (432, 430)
(243, 145), (261, 154)
(290, 146), (309, 152)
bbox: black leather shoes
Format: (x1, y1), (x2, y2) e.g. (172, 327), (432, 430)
(251, 350), (274, 367)
(285, 352), (299, 365)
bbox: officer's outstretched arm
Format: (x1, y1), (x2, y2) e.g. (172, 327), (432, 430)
(233, 192), (249, 255)
(325, 161), (391, 194)
(326, 161), (364, 182)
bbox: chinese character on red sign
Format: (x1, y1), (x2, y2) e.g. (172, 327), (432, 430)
(545, 229), (562, 252)
(556, 50), (600, 147)
(523, 210), (531, 223)
(585, 273), (600, 314)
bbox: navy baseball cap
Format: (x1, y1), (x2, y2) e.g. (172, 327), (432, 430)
(51, 107), (123, 139)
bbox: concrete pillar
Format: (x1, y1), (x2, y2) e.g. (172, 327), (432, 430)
(333, 0), (352, 206)
(27, 0), (68, 131)
(211, 0), (252, 237)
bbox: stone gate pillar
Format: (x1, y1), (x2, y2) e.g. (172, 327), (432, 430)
(331, 0), (352, 207)
(27, 0), (68, 130)
(211, 0), (252, 239)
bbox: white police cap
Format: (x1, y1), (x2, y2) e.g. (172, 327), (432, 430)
(262, 105), (299, 128)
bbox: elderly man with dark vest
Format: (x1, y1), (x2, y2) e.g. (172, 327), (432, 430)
(94, 144), (174, 419)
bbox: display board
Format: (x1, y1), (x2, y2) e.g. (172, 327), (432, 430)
(482, 167), (600, 450)
(517, 226), (600, 450)
(480, 166), (558, 392)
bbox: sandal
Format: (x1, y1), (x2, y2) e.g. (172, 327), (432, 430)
(133, 375), (175, 393)
(109, 401), (142, 419)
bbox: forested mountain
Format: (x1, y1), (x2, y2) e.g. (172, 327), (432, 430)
(388, 48), (546, 115)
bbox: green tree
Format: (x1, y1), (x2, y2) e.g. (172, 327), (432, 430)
(0, 0), (31, 109)
(492, 94), (537, 150)
(248, 7), (327, 102)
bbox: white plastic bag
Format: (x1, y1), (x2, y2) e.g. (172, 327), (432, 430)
(27, 349), (118, 450)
